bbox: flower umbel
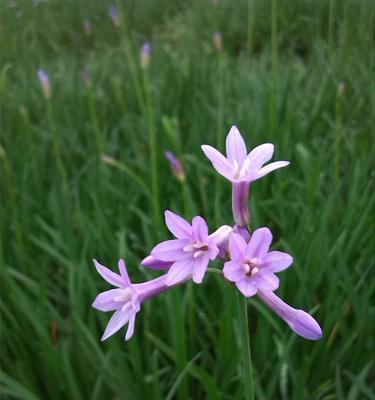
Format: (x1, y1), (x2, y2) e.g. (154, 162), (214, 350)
(148, 210), (231, 285)
(92, 123), (322, 346)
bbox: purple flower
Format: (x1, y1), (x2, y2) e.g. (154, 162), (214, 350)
(224, 229), (291, 296)
(140, 41), (151, 69)
(258, 290), (322, 340)
(202, 125), (289, 226)
(82, 67), (91, 88)
(201, 125), (289, 184)
(92, 259), (176, 341)
(149, 210), (232, 285)
(37, 68), (51, 99)
(165, 151), (185, 182)
(83, 18), (91, 35)
(213, 31), (223, 52)
(108, 5), (120, 27)
(141, 255), (173, 270)
(224, 229), (322, 340)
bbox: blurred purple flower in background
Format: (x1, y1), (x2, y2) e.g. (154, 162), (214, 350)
(108, 5), (120, 27)
(140, 42), (151, 69)
(165, 151), (185, 182)
(83, 18), (91, 35)
(37, 68), (51, 99)
(213, 31), (223, 52)
(82, 67), (92, 88)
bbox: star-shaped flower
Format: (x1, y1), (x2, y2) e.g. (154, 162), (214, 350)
(148, 210), (232, 285)
(223, 228), (292, 296)
(201, 125), (289, 183)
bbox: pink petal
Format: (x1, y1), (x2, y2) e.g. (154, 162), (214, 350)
(151, 239), (190, 261)
(101, 309), (133, 341)
(165, 259), (194, 286)
(229, 232), (247, 260)
(192, 216), (208, 242)
(246, 228), (273, 258)
(165, 210), (192, 239)
(225, 125), (247, 164)
(255, 161), (289, 180)
(94, 259), (126, 288)
(201, 145), (233, 181)
(223, 260), (244, 282)
(208, 244), (219, 260)
(209, 225), (232, 247)
(192, 254), (210, 284)
(118, 259), (131, 286)
(236, 279), (258, 297)
(141, 255), (173, 270)
(262, 251), (293, 272)
(92, 289), (122, 311)
(258, 291), (323, 340)
(253, 270), (279, 291)
(246, 143), (274, 170)
(125, 315), (136, 341)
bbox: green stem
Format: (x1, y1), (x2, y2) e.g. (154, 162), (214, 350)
(236, 293), (254, 400)
(143, 71), (161, 228)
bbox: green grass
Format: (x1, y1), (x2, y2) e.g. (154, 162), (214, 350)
(1, 0), (374, 399)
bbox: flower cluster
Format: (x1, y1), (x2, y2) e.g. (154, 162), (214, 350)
(93, 126), (322, 341)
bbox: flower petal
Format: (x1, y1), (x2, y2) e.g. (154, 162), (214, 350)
(192, 254), (210, 284)
(118, 259), (131, 286)
(92, 289), (122, 311)
(125, 315), (136, 341)
(101, 309), (133, 341)
(141, 255), (173, 270)
(165, 259), (194, 286)
(254, 161), (289, 180)
(201, 145), (233, 181)
(94, 259), (126, 288)
(258, 290), (323, 340)
(236, 279), (258, 297)
(192, 216), (208, 242)
(225, 125), (247, 164)
(262, 251), (293, 272)
(223, 260), (244, 282)
(151, 239), (190, 261)
(209, 225), (232, 247)
(246, 228), (273, 258)
(253, 270), (279, 291)
(246, 143), (274, 170)
(229, 232), (247, 260)
(165, 210), (192, 239)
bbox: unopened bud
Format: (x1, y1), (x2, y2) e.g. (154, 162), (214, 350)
(165, 151), (185, 182)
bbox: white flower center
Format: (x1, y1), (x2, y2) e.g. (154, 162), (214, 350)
(183, 241), (209, 258)
(113, 288), (132, 304)
(233, 158), (252, 180)
(243, 257), (259, 276)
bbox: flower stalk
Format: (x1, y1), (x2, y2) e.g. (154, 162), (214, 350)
(236, 293), (254, 400)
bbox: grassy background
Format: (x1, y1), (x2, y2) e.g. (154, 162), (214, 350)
(1, 0), (374, 399)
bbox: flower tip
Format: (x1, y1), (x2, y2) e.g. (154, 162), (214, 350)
(291, 310), (323, 340)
